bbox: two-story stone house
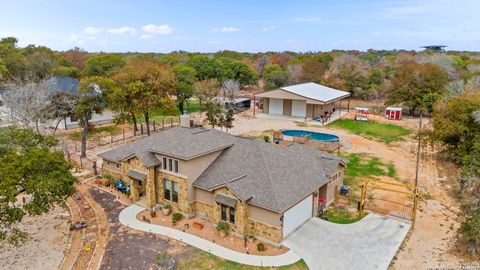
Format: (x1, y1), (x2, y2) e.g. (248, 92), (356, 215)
(99, 125), (347, 245)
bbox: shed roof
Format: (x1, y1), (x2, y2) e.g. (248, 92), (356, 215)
(255, 82), (350, 104)
(215, 193), (238, 208)
(386, 107), (403, 111)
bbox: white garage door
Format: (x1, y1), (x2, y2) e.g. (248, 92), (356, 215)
(291, 100), (306, 118)
(283, 195), (313, 237)
(269, 98), (284, 115)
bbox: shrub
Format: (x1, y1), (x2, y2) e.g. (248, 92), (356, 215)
(247, 233), (255, 239)
(102, 173), (113, 180)
(163, 204), (171, 209)
(172, 212), (183, 222)
(263, 135), (270, 142)
(154, 251), (172, 268)
(257, 242), (265, 251)
(217, 221), (230, 231)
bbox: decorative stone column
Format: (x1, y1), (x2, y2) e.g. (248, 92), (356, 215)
(146, 167), (156, 209)
(129, 178), (139, 202)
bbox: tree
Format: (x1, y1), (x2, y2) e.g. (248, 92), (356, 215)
(2, 79), (52, 130)
(286, 62), (302, 85)
(263, 63), (287, 89)
(187, 55), (222, 80)
(61, 47), (88, 70)
(43, 92), (78, 135)
(324, 54), (368, 95)
(113, 59), (176, 136)
(172, 64), (196, 114)
(193, 79), (220, 105)
(0, 127), (75, 244)
(21, 45), (61, 81)
(387, 62), (448, 115)
(75, 76), (113, 157)
(83, 54), (126, 77)
(253, 55), (269, 76)
(459, 201), (480, 257)
(268, 53), (293, 68)
(300, 58), (327, 83)
(218, 58), (257, 86)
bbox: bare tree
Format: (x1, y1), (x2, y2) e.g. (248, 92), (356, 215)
(286, 64), (302, 85)
(416, 53), (458, 80)
(43, 92), (78, 135)
(254, 55), (269, 76)
(3, 78), (53, 131)
(221, 79), (240, 101)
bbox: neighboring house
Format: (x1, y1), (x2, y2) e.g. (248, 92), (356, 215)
(46, 77), (115, 130)
(255, 82), (351, 120)
(99, 124), (347, 245)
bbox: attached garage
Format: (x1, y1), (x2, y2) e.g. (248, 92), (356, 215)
(291, 100), (306, 118)
(283, 195), (313, 237)
(268, 98), (284, 115)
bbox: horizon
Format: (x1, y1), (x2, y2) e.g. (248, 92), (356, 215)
(1, 0), (479, 53)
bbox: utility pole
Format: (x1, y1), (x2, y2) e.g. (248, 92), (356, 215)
(414, 111), (423, 187)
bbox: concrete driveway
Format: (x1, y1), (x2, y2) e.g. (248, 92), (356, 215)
(283, 214), (410, 270)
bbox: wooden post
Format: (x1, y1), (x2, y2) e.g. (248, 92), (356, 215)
(170, 117), (173, 126)
(412, 188), (419, 230)
(253, 96), (256, 117)
(162, 119), (165, 129)
(110, 132), (113, 143)
(347, 97), (351, 112)
(153, 121), (156, 131)
(339, 99), (342, 117)
(414, 111), (423, 188)
(122, 128), (125, 140)
(141, 123), (144, 134)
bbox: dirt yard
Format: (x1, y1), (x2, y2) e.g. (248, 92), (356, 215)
(0, 205), (71, 270)
(228, 112), (463, 269)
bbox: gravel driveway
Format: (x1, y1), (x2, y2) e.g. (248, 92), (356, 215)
(283, 214), (410, 270)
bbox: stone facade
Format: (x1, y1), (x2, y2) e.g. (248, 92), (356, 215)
(154, 171), (189, 214)
(195, 201), (214, 219)
(211, 187), (248, 235)
(247, 218), (283, 246)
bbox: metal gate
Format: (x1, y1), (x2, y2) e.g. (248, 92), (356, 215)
(359, 180), (419, 227)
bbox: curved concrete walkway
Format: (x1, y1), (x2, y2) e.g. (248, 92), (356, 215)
(119, 205), (301, 267)
(283, 214), (411, 270)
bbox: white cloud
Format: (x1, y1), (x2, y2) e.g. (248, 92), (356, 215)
(107, 26), (137, 34)
(210, 27), (241, 33)
(292, 16), (321, 23)
(142, 24), (174, 34)
(140, 34), (154, 40)
(261, 25), (276, 32)
(84, 27), (104, 35)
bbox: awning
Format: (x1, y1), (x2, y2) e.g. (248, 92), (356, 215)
(215, 193), (238, 208)
(126, 170), (147, 181)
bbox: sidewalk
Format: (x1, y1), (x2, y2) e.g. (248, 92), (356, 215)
(118, 205), (302, 267)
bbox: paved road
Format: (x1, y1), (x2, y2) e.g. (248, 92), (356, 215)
(283, 214), (410, 270)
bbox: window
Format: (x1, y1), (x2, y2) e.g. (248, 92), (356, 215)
(116, 164), (120, 169)
(221, 205), (227, 221)
(164, 179), (179, 203)
(164, 179), (171, 201)
(172, 181), (179, 203)
(163, 157), (167, 170)
(174, 160), (178, 173)
(162, 157), (179, 173)
(229, 207), (235, 224)
(168, 159), (173, 171)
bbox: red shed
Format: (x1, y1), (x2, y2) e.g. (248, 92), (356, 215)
(385, 107), (402, 120)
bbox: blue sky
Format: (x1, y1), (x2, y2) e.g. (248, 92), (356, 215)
(1, 0), (479, 52)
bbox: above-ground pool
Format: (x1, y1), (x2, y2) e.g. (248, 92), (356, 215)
(281, 130), (340, 142)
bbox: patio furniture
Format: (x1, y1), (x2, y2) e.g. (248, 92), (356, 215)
(193, 221), (204, 230)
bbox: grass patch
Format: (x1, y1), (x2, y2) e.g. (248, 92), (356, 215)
(328, 119), (411, 143)
(342, 153), (398, 187)
(68, 125), (121, 140)
(321, 208), (368, 224)
(177, 250), (308, 270)
(137, 101), (201, 124)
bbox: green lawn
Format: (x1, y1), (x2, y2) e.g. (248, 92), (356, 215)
(342, 153), (398, 187)
(321, 208), (368, 224)
(138, 101), (201, 124)
(68, 125), (122, 140)
(328, 119), (411, 143)
(177, 250), (308, 270)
